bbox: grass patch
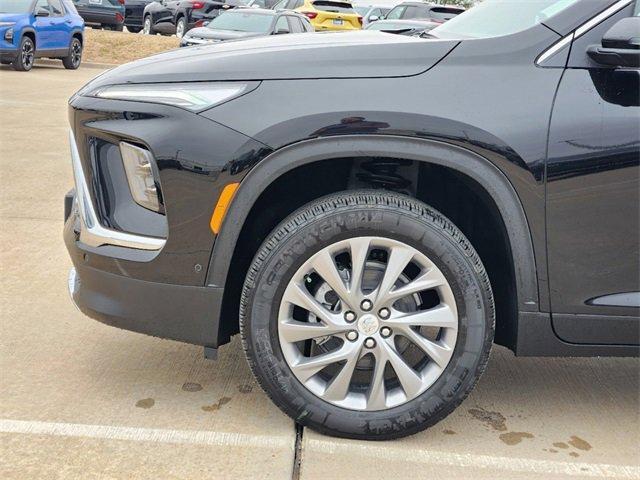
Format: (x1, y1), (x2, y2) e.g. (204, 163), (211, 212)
(82, 28), (179, 65)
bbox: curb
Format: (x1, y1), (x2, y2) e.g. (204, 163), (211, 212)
(35, 59), (117, 70)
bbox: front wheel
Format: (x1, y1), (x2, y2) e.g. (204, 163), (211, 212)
(143, 16), (154, 35)
(62, 38), (82, 70)
(240, 191), (495, 440)
(175, 17), (187, 38)
(12, 36), (35, 71)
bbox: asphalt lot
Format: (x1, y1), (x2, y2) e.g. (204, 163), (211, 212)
(1, 64), (639, 480)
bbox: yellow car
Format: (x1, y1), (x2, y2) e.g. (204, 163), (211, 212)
(273, 0), (362, 31)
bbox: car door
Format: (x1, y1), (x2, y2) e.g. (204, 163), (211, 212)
(48, 0), (72, 51)
(546, 2), (640, 344)
(153, 0), (176, 32)
(33, 0), (56, 50)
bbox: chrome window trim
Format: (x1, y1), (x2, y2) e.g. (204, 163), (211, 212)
(69, 130), (166, 251)
(536, 0), (632, 66)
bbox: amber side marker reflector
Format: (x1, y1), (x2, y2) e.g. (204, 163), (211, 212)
(210, 182), (240, 234)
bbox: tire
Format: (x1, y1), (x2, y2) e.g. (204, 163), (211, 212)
(103, 24), (124, 31)
(143, 16), (154, 35)
(62, 37), (82, 70)
(240, 190), (495, 440)
(175, 17), (187, 38)
(12, 36), (35, 71)
(127, 26), (143, 33)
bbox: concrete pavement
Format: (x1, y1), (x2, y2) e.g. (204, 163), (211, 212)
(1, 64), (638, 480)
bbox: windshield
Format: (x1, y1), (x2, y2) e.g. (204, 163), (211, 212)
(431, 0), (582, 39)
(207, 11), (274, 32)
(0, 0), (32, 13)
(354, 6), (369, 15)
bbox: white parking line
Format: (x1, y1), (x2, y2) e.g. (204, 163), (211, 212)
(1, 419), (638, 479)
(307, 438), (640, 479)
(0, 419), (291, 450)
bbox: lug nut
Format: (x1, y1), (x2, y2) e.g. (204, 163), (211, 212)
(344, 311), (357, 323)
(360, 299), (373, 311)
(364, 337), (376, 349)
(380, 327), (392, 338)
(346, 331), (358, 342)
(378, 307), (390, 319)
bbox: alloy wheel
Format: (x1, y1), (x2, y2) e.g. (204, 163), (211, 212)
(71, 41), (81, 68)
(144, 17), (151, 34)
(277, 236), (458, 411)
(21, 41), (34, 69)
(176, 19), (185, 38)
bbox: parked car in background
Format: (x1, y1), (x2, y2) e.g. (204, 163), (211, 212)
(247, 0), (279, 8)
(124, 0), (154, 32)
(72, 0), (125, 31)
(353, 4), (389, 26)
(365, 17), (436, 35)
(384, 1), (463, 22)
(181, 8), (311, 45)
(273, 0), (361, 30)
(0, 0), (84, 71)
(64, 0), (640, 441)
(143, 0), (248, 37)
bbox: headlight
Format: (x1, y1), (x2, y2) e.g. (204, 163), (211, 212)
(120, 142), (161, 212)
(90, 82), (257, 112)
(4, 28), (13, 42)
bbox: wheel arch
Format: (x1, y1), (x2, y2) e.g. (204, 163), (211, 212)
(20, 27), (36, 48)
(71, 29), (83, 44)
(206, 135), (540, 345)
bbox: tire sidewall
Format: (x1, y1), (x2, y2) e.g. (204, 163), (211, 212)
(242, 194), (494, 439)
(16, 37), (34, 71)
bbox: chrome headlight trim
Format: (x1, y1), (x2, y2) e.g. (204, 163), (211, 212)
(69, 130), (166, 251)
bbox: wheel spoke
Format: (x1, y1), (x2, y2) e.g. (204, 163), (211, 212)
(386, 304), (457, 330)
(279, 320), (345, 343)
(348, 237), (370, 296)
(323, 346), (362, 401)
(366, 350), (388, 409)
(381, 340), (423, 398)
(291, 342), (356, 383)
(401, 327), (453, 369)
(380, 268), (447, 304)
(311, 250), (351, 308)
(375, 245), (415, 305)
(283, 282), (340, 327)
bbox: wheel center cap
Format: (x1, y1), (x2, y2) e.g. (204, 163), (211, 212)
(357, 314), (379, 336)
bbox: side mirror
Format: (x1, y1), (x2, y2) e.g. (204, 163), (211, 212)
(587, 17), (640, 68)
(369, 15), (379, 22)
(35, 7), (50, 17)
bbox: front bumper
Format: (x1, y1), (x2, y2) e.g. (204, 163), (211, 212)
(67, 262), (223, 346)
(0, 48), (17, 63)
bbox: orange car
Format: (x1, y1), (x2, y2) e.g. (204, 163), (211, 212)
(274, 0), (362, 31)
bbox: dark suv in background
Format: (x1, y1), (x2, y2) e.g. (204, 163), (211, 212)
(72, 0), (125, 30)
(64, 0), (640, 440)
(123, 0), (154, 32)
(142, 0), (247, 37)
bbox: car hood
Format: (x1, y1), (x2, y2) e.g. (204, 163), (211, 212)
(85, 32), (459, 86)
(184, 27), (264, 41)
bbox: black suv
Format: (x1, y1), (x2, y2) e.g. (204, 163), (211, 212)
(64, 0), (640, 440)
(142, 0), (246, 37)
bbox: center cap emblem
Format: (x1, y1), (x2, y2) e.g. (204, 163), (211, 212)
(357, 314), (379, 336)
